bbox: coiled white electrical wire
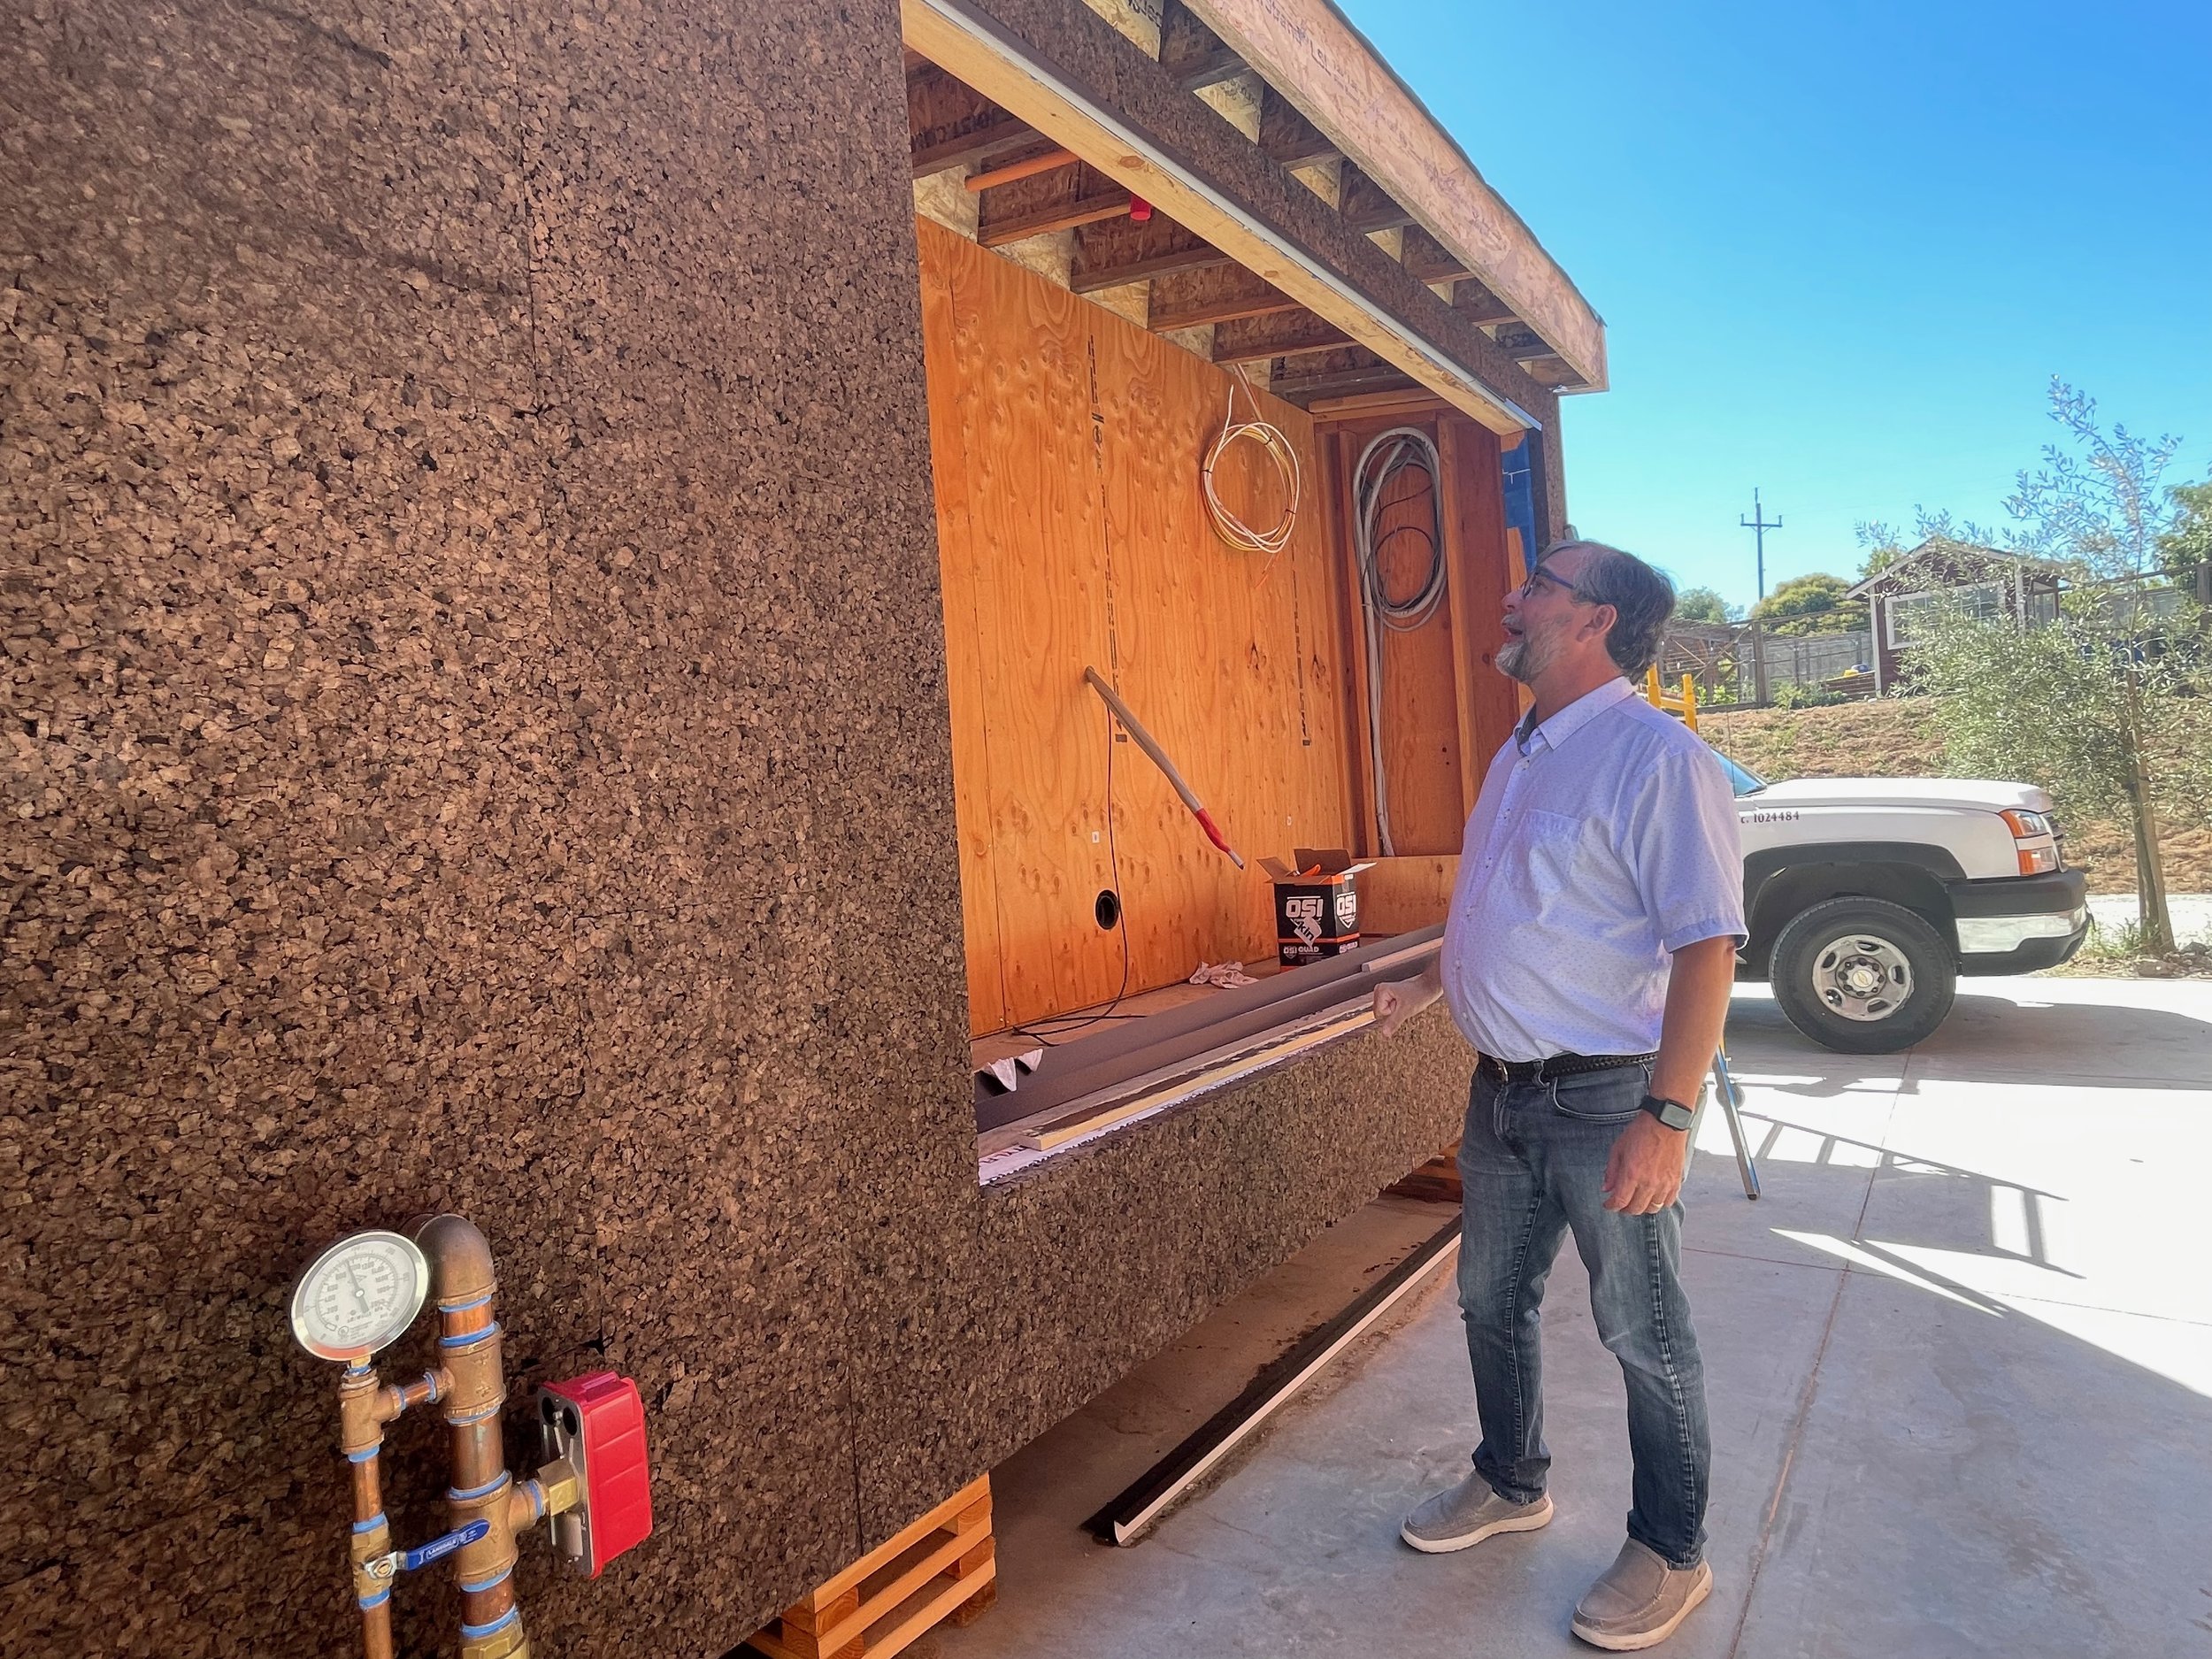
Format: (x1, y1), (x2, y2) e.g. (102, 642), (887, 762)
(1352, 426), (1447, 856)
(1202, 365), (1302, 557)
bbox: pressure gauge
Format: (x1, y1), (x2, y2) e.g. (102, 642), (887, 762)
(290, 1231), (431, 1362)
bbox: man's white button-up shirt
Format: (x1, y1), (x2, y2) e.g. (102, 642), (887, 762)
(1440, 677), (1747, 1064)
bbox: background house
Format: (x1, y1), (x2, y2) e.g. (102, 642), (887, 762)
(1847, 537), (2067, 692)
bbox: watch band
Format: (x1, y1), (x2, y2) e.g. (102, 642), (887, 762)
(1640, 1094), (1696, 1131)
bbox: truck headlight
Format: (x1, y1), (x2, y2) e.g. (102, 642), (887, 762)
(2001, 809), (2062, 874)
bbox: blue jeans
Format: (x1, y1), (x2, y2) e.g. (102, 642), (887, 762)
(1455, 1064), (1709, 1569)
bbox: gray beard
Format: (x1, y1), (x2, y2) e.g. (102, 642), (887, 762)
(1497, 633), (1552, 685)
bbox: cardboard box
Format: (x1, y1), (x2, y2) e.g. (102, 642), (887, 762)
(1259, 848), (1376, 967)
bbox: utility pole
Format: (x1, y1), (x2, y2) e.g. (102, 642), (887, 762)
(1740, 488), (1783, 601)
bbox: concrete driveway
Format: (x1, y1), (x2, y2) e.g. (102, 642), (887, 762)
(935, 976), (2212, 1659)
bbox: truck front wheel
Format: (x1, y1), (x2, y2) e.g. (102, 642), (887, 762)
(1770, 897), (1956, 1055)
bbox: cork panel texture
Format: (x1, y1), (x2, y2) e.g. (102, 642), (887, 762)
(845, 1006), (1472, 1548)
(8, 0), (1505, 1653)
(2, 0), (965, 1653)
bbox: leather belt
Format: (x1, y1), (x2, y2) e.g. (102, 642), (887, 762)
(1479, 1050), (1655, 1084)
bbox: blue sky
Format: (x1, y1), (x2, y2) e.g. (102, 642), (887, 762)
(1341, 0), (2212, 611)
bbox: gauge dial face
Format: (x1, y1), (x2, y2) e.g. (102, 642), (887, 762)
(290, 1231), (430, 1361)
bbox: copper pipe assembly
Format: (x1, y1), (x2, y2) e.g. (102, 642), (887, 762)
(313, 1215), (595, 1659)
(416, 1214), (531, 1659)
(339, 1354), (450, 1659)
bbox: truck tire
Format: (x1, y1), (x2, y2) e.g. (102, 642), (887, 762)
(1770, 897), (1956, 1055)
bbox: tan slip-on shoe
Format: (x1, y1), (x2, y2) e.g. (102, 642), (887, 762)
(1399, 1473), (1554, 1554)
(1570, 1538), (1713, 1650)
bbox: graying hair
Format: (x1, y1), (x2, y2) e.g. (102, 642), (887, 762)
(1541, 538), (1676, 676)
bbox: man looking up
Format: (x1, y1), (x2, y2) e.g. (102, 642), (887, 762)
(1372, 539), (1744, 1651)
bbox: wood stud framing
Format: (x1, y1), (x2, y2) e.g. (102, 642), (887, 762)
(1069, 218), (1231, 293)
(1160, 0), (1248, 92)
(904, 0), (1594, 405)
(1257, 84), (1340, 170)
(1211, 310), (1348, 364)
(976, 159), (1134, 246)
(1148, 264), (1300, 330)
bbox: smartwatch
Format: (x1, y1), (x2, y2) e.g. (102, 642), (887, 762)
(1639, 1094), (1696, 1132)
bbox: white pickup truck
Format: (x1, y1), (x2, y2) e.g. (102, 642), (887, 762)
(1717, 756), (2090, 1053)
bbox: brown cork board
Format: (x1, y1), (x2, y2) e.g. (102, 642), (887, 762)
(5, 0), (1509, 1651)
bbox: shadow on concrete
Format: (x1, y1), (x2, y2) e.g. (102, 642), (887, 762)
(932, 979), (2212, 1659)
(1724, 986), (2212, 1094)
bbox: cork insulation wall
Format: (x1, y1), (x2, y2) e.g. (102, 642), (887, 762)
(2, 0), (964, 1651)
(6, 0), (1485, 1654)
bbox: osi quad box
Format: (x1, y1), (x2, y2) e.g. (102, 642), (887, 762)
(1259, 849), (1376, 967)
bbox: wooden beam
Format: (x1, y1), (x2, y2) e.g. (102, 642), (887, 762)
(909, 65), (1039, 176)
(1069, 217), (1229, 292)
(1521, 357), (1587, 389)
(1340, 165), (1416, 234)
(1400, 224), (1471, 285)
(1161, 0), (1247, 92)
(1258, 85), (1339, 170)
(1271, 360), (1423, 405)
(902, 0), (1536, 434)
(1492, 327), (1562, 363)
(1304, 386), (1449, 420)
(977, 157), (1133, 245)
(1185, 0), (1607, 388)
(1450, 277), (1518, 329)
(1437, 418), (1488, 817)
(1148, 265), (1299, 331)
(1211, 309), (1348, 363)
(979, 189), (1133, 245)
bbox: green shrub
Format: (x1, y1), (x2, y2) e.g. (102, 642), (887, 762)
(1771, 682), (1847, 710)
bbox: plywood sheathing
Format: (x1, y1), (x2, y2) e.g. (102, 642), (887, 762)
(916, 220), (1355, 1033)
(2, 0), (970, 1650)
(1186, 0), (1607, 389)
(1320, 412), (1493, 857)
(910, 0), (1563, 435)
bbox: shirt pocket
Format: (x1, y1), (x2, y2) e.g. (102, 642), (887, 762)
(1518, 808), (1590, 903)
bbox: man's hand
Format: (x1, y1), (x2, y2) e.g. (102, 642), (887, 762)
(1601, 1112), (1688, 1215)
(1371, 965), (1442, 1038)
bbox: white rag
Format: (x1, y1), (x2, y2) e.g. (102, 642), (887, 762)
(1188, 960), (1257, 989)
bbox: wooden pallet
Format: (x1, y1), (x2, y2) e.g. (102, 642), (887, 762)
(1386, 1138), (1463, 1205)
(746, 1477), (996, 1659)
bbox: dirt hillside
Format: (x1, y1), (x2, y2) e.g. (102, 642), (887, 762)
(1700, 699), (2210, 896)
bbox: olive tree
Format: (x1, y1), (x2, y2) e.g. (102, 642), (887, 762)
(1903, 382), (2208, 951)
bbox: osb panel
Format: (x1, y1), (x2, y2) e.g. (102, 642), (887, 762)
(918, 219), (1356, 1034)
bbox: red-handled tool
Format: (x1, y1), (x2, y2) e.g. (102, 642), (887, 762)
(1084, 667), (1246, 871)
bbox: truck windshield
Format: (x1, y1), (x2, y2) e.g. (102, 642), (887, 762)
(1717, 753), (1766, 796)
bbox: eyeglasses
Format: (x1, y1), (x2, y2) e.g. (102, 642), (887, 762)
(1518, 564), (1590, 603)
